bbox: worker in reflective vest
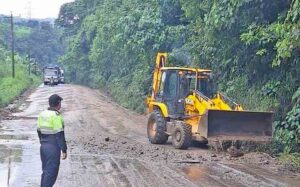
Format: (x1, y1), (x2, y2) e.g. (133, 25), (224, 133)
(37, 94), (67, 187)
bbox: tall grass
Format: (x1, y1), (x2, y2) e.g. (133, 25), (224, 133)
(0, 60), (41, 107)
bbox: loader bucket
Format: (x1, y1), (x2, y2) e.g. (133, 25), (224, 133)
(198, 110), (273, 141)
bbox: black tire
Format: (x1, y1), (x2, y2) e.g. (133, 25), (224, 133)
(147, 110), (169, 144)
(172, 122), (192, 149)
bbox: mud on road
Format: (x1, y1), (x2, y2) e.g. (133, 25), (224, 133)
(0, 84), (299, 187)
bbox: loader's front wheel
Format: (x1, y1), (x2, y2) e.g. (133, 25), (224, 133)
(172, 122), (192, 149)
(147, 110), (169, 144)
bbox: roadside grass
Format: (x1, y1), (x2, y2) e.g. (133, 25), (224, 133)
(0, 63), (41, 107)
(279, 153), (300, 172)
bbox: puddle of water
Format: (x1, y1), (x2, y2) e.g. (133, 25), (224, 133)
(0, 142), (40, 187)
(0, 134), (29, 140)
(181, 166), (208, 182)
(0, 145), (23, 163)
(226, 163), (300, 186)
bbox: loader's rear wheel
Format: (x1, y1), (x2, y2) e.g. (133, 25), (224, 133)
(172, 122), (192, 149)
(147, 110), (168, 144)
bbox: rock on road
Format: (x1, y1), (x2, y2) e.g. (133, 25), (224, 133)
(0, 84), (299, 187)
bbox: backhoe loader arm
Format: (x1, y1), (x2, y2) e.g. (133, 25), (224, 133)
(146, 53), (168, 114)
(151, 53), (167, 97)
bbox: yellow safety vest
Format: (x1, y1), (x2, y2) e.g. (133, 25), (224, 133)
(37, 110), (64, 134)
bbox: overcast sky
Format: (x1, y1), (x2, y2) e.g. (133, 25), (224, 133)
(0, 0), (74, 19)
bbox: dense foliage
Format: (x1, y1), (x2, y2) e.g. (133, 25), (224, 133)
(0, 17), (63, 67)
(0, 17), (56, 106)
(0, 44), (40, 106)
(56, 0), (299, 152)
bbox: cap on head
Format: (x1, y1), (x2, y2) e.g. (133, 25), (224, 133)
(49, 94), (63, 107)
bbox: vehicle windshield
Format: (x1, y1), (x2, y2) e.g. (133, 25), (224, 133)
(44, 69), (58, 76)
(180, 71), (213, 98)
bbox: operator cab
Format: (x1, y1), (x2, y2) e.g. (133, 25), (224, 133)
(156, 69), (213, 117)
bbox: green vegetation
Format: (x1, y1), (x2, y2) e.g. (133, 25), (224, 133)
(0, 16), (63, 107)
(0, 45), (41, 107)
(0, 18), (63, 67)
(14, 26), (31, 38)
(279, 153), (300, 172)
(56, 0), (299, 165)
(274, 87), (300, 153)
(0, 0), (297, 169)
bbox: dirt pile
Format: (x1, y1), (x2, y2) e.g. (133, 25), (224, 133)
(0, 108), (12, 121)
(69, 125), (288, 174)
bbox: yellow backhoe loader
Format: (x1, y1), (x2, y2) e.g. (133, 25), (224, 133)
(146, 53), (273, 149)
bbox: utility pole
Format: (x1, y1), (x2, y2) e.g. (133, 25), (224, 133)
(28, 54), (31, 75)
(10, 12), (15, 78)
(34, 60), (37, 74)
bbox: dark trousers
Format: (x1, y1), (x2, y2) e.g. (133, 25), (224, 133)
(40, 143), (61, 187)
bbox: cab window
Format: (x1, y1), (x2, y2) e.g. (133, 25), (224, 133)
(164, 71), (177, 99)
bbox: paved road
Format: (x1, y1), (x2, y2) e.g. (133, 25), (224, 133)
(0, 84), (299, 187)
